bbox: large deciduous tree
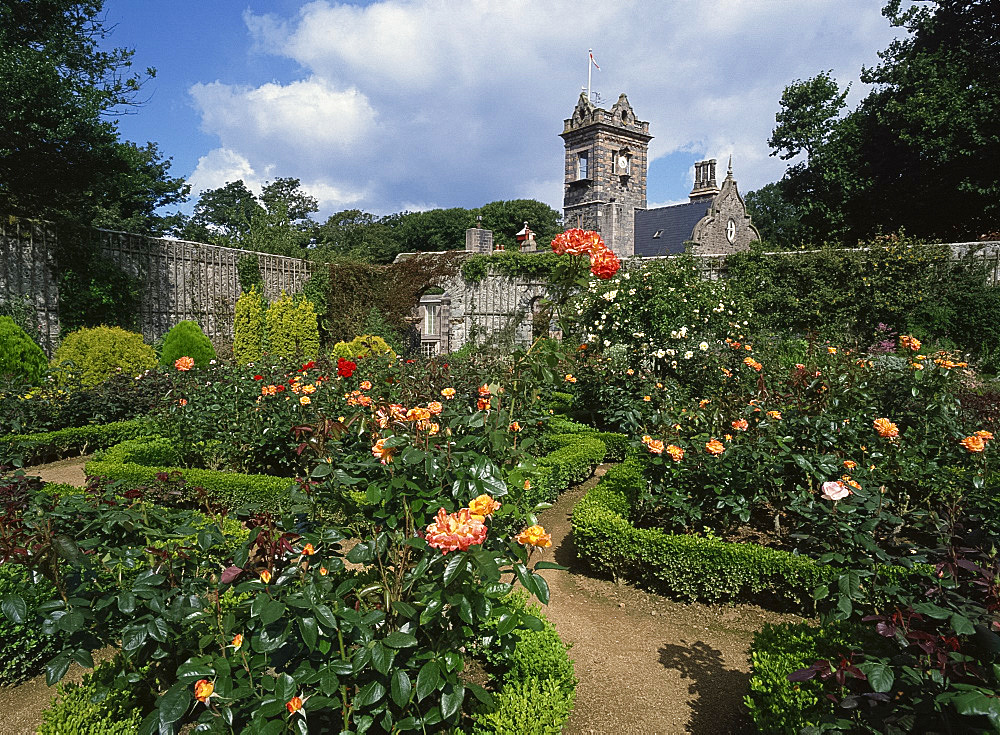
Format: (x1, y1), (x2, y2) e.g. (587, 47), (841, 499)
(768, 0), (1000, 245)
(0, 0), (188, 232)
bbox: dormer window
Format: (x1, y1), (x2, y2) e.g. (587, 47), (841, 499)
(653, 230), (663, 239)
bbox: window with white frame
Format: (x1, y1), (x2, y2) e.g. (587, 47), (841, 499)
(423, 303), (439, 335)
(420, 341), (438, 357)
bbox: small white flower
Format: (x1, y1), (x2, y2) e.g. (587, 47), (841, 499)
(210, 359), (217, 365)
(684, 351), (694, 360)
(699, 342), (709, 351)
(628, 289), (636, 296)
(666, 349), (675, 357)
(655, 349), (666, 358)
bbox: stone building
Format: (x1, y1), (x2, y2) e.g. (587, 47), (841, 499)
(561, 93), (759, 257)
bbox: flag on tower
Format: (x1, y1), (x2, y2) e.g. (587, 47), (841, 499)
(590, 51), (600, 70)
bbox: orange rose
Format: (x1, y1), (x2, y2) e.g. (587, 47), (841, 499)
(174, 356), (195, 371)
(299, 396), (311, 405)
(286, 696), (304, 714)
(873, 418), (899, 438)
(766, 410), (782, 420)
(705, 439), (725, 456)
(731, 419), (749, 431)
(360, 380), (372, 390)
(301, 543), (315, 556)
(441, 387), (456, 399)
(477, 397), (491, 411)
(899, 335), (921, 351)
(843, 460), (857, 470)
(960, 435), (986, 453)
(643, 395), (651, 402)
(666, 444), (684, 462)
(564, 374), (577, 383)
(178, 398), (188, 406)
(425, 507), (487, 553)
(427, 401), (443, 415)
(478, 384), (492, 397)
(372, 438), (394, 464)
(319, 566), (328, 576)
(260, 570), (272, 584)
(642, 435), (665, 454)
(515, 525), (552, 548)
(231, 634), (243, 650)
(468, 494), (501, 520)
(975, 430), (994, 442)
(510, 421), (521, 432)
(194, 679), (214, 703)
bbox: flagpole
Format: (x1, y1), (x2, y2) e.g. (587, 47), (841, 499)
(587, 48), (592, 100)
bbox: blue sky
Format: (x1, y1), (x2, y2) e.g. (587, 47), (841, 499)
(101, 1), (904, 220)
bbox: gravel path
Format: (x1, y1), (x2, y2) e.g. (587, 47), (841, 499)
(26, 455), (90, 487)
(533, 466), (804, 734)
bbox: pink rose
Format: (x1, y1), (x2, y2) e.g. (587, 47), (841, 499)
(821, 481), (850, 501)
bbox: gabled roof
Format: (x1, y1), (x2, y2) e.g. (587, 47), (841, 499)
(634, 200), (712, 256)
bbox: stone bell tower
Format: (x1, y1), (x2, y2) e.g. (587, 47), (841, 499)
(561, 92), (652, 257)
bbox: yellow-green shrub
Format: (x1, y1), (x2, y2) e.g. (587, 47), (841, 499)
(51, 326), (156, 388)
(264, 291), (320, 359)
(331, 334), (396, 359)
(233, 286), (265, 364)
(0, 316), (47, 385)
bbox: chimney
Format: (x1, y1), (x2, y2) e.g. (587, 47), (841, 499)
(689, 159), (720, 201)
(465, 226), (493, 253)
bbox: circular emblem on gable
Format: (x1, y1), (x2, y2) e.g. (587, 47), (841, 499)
(726, 218), (736, 244)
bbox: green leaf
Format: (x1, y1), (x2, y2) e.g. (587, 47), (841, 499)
(53, 535), (85, 566)
(952, 689), (1000, 724)
(390, 669), (412, 708)
(532, 561), (566, 571)
(416, 660), (441, 701)
(467, 682), (494, 708)
(158, 684), (192, 729)
(371, 642), (394, 675)
(355, 680), (386, 707)
(383, 631), (418, 648)
(857, 661), (894, 693)
(122, 625), (148, 652)
(951, 613), (976, 636)
(276, 673), (296, 701)
(443, 554), (466, 586)
(298, 616), (318, 649)
(2, 594), (27, 624)
(440, 683), (465, 720)
(260, 600), (286, 627)
(45, 653), (71, 686)
(812, 585), (829, 601)
(532, 573), (550, 605)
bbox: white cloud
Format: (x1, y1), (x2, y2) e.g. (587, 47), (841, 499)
(186, 0), (904, 217)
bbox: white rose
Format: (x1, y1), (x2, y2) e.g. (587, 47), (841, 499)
(684, 351), (694, 360)
(699, 342), (709, 351)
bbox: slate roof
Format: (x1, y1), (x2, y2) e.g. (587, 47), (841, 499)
(634, 199), (712, 256)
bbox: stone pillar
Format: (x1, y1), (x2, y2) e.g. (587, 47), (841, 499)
(465, 228), (494, 253)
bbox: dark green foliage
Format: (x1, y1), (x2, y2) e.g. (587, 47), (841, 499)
(58, 253), (141, 333)
(237, 253), (263, 294)
(768, 0), (1000, 243)
(476, 199), (563, 251)
(0, 295), (42, 345)
(0, 1), (188, 230)
(0, 316), (46, 385)
(159, 320), (215, 368)
(746, 622), (867, 734)
(0, 369), (173, 436)
(0, 564), (61, 685)
(84, 459), (294, 509)
(2, 419), (149, 464)
(461, 252), (563, 284)
(548, 392), (574, 415)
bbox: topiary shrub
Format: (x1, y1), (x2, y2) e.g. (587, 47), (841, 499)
(331, 334), (396, 360)
(264, 291), (320, 359)
(51, 326), (156, 388)
(234, 285), (266, 365)
(159, 320), (215, 369)
(0, 316), (47, 386)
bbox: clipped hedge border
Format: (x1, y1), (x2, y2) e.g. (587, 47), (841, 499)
(3, 419), (151, 464)
(572, 457), (829, 607)
(85, 459), (295, 509)
(471, 594), (577, 734)
(525, 435), (607, 506)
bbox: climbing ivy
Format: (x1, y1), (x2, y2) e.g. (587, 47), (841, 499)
(460, 251), (563, 283)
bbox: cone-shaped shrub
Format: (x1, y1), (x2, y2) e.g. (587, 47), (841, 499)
(233, 286), (265, 365)
(0, 316), (47, 385)
(160, 320), (215, 369)
(51, 326), (156, 387)
(264, 291), (319, 359)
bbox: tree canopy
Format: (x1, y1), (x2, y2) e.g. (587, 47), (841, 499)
(759, 0), (1000, 246)
(0, 0), (188, 232)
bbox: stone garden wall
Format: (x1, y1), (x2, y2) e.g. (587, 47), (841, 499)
(0, 219), (315, 353)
